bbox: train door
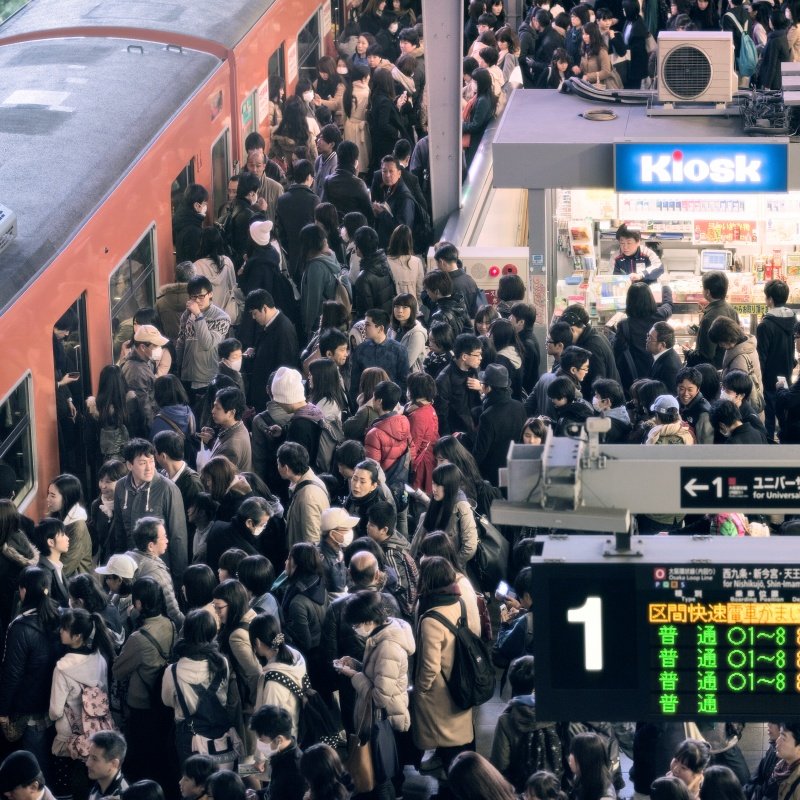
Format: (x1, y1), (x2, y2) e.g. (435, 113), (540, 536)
(53, 295), (92, 493)
(211, 129), (231, 223)
(297, 9), (322, 84)
(170, 159), (196, 260)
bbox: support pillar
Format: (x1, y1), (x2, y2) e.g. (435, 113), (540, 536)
(528, 188), (555, 359)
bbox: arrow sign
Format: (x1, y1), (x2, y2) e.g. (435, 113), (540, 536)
(683, 477), (710, 498)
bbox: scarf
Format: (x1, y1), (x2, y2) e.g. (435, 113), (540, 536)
(770, 759), (800, 787)
(417, 583), (462, 619)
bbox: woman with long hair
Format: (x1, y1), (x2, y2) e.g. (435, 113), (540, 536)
(181, 563), (217, 620)
(568, 732), (616, 800)
(161, 608), (240, 769)
(343, 367), (390, 441)
(411, 463), (477, 571)
(668, 738), (710, 800)
(45, 473), (92, 578)
(315, 55), (346, 128)
(621, 0), (650, 89)
(462, 67), (497, 168)
(698, 766), (745, 800)
(495, 26), (520, 82)
(193, 227), (242, 325)
(367, 67), (406, 172)
(448, 752), (518, 800)
(50, 607), (116, 795)
(250, 612), (308, 741)
(199, 456), (253, 523)
(386, 226), (424, 299)
(412, 557), (475, 772)
(490, 317), (526, 400)
(579, 21), (613, 87)
(301, 743), (352, 800)
(309, 358), (349, 425)
(422, 322), (454, 380)
(526, 771), (571, 800)
(85, 364), (129, 465)
(299, 222), (343, 341)
(68, 573), (124, 647)
(474, 304), (500, 337)
(149, 373), (197, 444)
(112, 576), (175, 785)
(432, 435), (486, 509)
(342, 66), (372, 178)
(0, 566), (61, 772)
(280, 543), (329, 691)
(316, 203), (346, 267)
(405, 372), (439, 493)
(0, 501), (40, 628)
(389, 293), (427, 373)
(271, 96), (317, 168)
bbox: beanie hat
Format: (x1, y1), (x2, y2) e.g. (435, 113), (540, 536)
(271, 367), (306, 405)
(650, 394), (680, 414)
(0, 751), (42, 792)
(250, 220), (273, 246)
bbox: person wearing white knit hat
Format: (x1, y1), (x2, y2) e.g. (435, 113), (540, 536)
(249, 219), (273, 246)
(271, 367), (306, 406)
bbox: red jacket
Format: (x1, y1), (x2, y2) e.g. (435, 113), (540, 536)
(406, 403), (438, 493)
(364, 412), (414, 472)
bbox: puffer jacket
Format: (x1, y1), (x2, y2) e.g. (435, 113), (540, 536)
(722, 335), (764, 411)
(281, 574), (329, 653)
(364, 412), (414, 472)
(0, 530), (38, 629)
(406, 402), (438, 493)
(353, 250), (397, 321)
(127, 550), (185, 629)
(0, 609), (60, 716)
(351, 618), (416, 733)
(429, 293), (471, 339)
(254, 646), (307, 740)
(412, 492), (478, 572)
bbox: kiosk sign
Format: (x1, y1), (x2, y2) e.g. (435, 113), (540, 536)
(615, 142), (787, 193)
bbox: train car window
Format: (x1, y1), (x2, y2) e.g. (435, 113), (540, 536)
(110, 227), (156, 362)
(268, 45), (285, 81)
(297, 10), (321, 84)
(211, 130), (231, 222)
(170, 160), (196, 229)
(0, 0), (31, 24)
(0, 374), (35, 507)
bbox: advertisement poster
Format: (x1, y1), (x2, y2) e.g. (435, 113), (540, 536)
(693, 220), (757, 243)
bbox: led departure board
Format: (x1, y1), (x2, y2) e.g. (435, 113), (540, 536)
(530, 537), (800, 721)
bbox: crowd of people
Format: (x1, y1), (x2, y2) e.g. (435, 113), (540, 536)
(11, 2), (800, 800)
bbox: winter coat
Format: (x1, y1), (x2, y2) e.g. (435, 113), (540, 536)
(757, 307), (796, 388)
(650, 349), (683, 395)
(301, 251), (342, 340)
(281, 574), (329, 654)
(430, 294), (472, 340)
(246, 311), (301, 412)
(112, 615), (175, 710)
(127, 550), (185, 629)
(193, 256), (241, 324)
(412, 598), (475, 749)
(205, 515), (266, 574)
(50, 649), (108, 757)
(226, 198), (257, 268)
(495, 347), (525, 401)
(175, 304), (232, 388)
(350, 337), (410, 398)
(224, 608), (260, 712)
(580, 47), (614, 86)
(680, 393), (714, 445)
(368, 93), (406, 172)
(727, 422), (768, 444)
(161, 654), (230, 722)
(473, 387), (527, 484)
(38, 555), (70, 609)
(254, 647), (307, 739)
(462, 94), (494, 166)
(600, 405), (633, 444)
(364, 412), (414, 473)
(519, 328), (542, 394)
(172, 204), (204, 264)
(387, 254), (425, 300)
(0, 609), (60, 716)
(688, 299), (740, 370)
(156, 283), (189, 341)
(406, 403), (438, 493)
(351, 618), (415, 733)
(434, 361), (481, 435)
(149, 404), (195, 442)
(373, 180), (417, 249)
(342, 402), (381, 442)
(646, 420), (696, 445)
(554, 399), (595, 437)
(112, 472), (188, 584)
(0, 530), (38, 629)
(62, 504), (93, 579)
(353, 250), (397, 321)
(275, 184), (320, 279)
(757, 29), (791, 89)
(490, 694), (548, 784)
(412, 492), (478, 572)
(777, 381), (800, 443)
(209, 421), (252, 472)
(389, 321), (427, 373)
(321, 166), (374, 224)
(721, 335), (764, 412)
(286, 468), (329, 548)
(622, 16), (649, 87)
(575, 325), (620, 400)
(121, 352), (157, 427)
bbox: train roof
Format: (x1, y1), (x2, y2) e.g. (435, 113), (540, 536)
(0, 0), (273, 49)
(0, 36), (219, 313)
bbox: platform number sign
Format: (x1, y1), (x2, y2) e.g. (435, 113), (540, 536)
(532, 561), (800, 721)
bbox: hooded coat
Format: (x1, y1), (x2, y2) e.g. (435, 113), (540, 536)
(406, 402), (438, 493)
(721, 335), (764, 412)
(351, 618), (416, 734)
(62, 504), (92, 578)
(757, 307), (796, 388)
(0, 530), (38, 629)
(254, 646), (307, 740)
(495, 346), (525, 401)
(679, 392), (715, 445)
(429, 293), (471, 339)
(285, 467), (329, 548)
(353, 250), (397, 321)
(127, 549), (185, 629)
(364, 412), (414, 473)
(161, 654), (230, 722)
(281, 573), (329, 654)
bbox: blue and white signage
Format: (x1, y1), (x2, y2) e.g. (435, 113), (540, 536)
(615, 142), (787, 193)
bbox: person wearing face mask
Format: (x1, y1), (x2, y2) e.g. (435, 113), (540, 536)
(173, 184), (209, 264)
(591, 378), (631, 443)
(249, 705), (305, 800)
(317, 508), (359, 597)
(215, 337), (245, 394)
(709, 399), (767, 444)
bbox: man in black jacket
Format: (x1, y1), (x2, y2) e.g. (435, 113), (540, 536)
(275, 160), (319, 279)
(757, 279), (796, 441)
(321, 140), (374, 224)
(435, 333), (483, 438)
(370, 139), (428, 214)
(424, 270), (471, 339)
(710, 399), (767, 444)
(172, 184), (207, 264)
(371, 155), (416, 249)
(226, 173), (260, 269)
(250, 706), (305, 800)
(647, 321), (682, 393)
(473, 364), (527, 484)
(510, 302), (542, 392)
(560, 304), (620, 400)
(432, 243), (480, 318)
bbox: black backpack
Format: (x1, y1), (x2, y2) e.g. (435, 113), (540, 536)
(262, 671), (343, 750)
(172, 663), (231, 740)
(508, 723), (564, 791)
(382, 447), (410, 512)
(422, 598), (496, 710)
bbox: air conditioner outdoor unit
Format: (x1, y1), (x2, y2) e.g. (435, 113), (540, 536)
(657, 31), (735, 104)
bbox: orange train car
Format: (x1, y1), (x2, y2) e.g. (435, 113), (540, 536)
(0, 0), (332, 518)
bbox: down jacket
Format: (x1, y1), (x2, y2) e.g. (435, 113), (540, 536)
(364, 412), (414, 472)
(351, 618), (416, 733)
(353, 250), (397, 321)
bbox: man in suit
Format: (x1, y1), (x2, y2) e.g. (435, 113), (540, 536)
(274, 160), (319, 280)
(647, 321), (682, 393)
(369, 139), (428, 214)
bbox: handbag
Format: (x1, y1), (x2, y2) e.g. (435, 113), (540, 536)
(371, 710), (400, 785)
(345, 703), (375, 794)
(466, 505), (510, 594)
(461, 96), (477, 149)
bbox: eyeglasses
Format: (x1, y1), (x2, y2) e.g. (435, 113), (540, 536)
(577, 365), (589, 373)
(212, 603), (228, 612)
(188, 292), (209, 300)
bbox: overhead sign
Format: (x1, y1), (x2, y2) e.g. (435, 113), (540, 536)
(532, 542), (800, 720)
(615, 142), (788, 193)
(680, 467), (800, 509)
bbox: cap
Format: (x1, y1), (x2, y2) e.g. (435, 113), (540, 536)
(321, 507), (361, 532)
(133, 325), (168, 346)
(270, 367), (306, 405)
(95, 553), (138, 579)
(0, 751), (42, 792)
(650, 394), (680, 415)
(249, 219), (273, 246)
(478, 363), (510, 389)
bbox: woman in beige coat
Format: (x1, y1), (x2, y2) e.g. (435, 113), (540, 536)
(708, 317), (765, 413)
(411, 557), (475, 770)
(578, 23), (614, 88)
(343, 66), (372, 177)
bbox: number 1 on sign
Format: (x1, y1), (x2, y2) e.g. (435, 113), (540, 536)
(567, 597), (603, 671)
